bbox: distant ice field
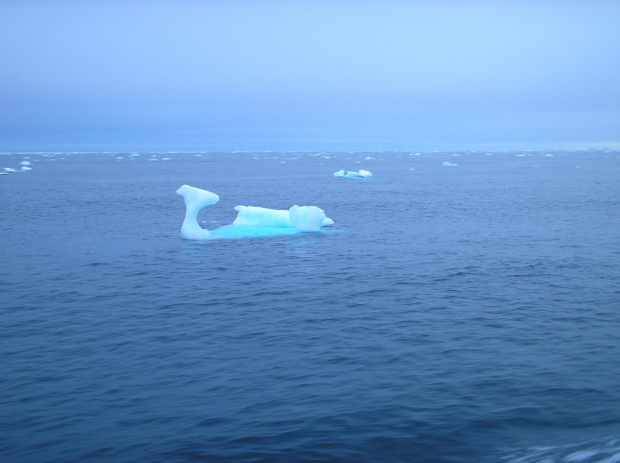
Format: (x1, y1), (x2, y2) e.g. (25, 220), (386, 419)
(1, 150), (619, 462)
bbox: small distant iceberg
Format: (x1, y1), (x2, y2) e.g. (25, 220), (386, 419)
(334, 169), (373, 179)
(442, 162), (458, 167)
(176, 185), (334, 240)
(2, 165), (31, 173)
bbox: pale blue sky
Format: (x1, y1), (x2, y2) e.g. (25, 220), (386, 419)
(1, 0), (619, 151)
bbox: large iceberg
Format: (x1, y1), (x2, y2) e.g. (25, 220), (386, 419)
(334, 169), (373, 179)
(176, 185), (333, 240)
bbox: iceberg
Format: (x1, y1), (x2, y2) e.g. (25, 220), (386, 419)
(442, 162), (458, 167)
(176, 185), (333, 240)
(334, 169), (373, 179)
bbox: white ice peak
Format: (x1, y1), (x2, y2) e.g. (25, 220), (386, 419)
(176, 184), (219, 239)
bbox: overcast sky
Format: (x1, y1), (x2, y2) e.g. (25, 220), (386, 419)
(1, 0), (619, 152)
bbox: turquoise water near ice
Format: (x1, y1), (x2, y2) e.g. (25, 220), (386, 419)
(1, 150), (619, 462)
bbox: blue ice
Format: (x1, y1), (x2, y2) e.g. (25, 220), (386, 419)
(334, 169), (373, 179)
(176, 185), (333, 240)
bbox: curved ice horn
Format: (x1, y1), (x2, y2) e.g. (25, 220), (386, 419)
(176, 185), (220, 239)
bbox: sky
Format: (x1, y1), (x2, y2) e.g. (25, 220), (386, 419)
(1, 0), (619, 152)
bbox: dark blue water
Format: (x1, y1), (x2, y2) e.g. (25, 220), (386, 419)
(2, 150), (620, 462)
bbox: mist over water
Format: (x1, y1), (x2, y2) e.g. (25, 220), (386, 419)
(2, 151), (619, 462)
(1, 1), (619, 151)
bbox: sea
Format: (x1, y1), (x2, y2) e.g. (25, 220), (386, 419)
(1, 150), (619, 462)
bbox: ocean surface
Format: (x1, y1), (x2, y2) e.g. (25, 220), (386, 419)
(1, 150), (619, 462)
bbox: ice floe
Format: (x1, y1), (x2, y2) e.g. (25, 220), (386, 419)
(176, 185), (333, 240)
(334, 169), (373, 179)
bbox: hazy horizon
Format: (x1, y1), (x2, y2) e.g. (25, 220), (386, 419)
(2, 0), (619, 152)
